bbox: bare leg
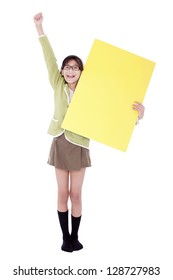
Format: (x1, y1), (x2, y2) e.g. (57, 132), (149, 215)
(55, 168), (69, 211)
(70, 168), (86, 217)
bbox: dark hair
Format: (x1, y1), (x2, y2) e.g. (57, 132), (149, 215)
(61, 55), (84, 71)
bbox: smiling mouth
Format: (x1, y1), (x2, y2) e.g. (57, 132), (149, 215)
(67, 75), (75, 78)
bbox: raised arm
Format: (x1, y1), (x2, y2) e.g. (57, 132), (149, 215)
(33, 13), (45, 36)
(33, 13), (63, 89)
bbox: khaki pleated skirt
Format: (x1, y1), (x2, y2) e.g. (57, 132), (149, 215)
(47, 133), (91, 170)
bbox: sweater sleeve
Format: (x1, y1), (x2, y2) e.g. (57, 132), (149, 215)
(39, 35), (63, 89)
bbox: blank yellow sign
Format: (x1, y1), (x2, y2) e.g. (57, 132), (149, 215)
(62, 39), (155, 151)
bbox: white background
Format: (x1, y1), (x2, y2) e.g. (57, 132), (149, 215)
(0, 0), (172, 279)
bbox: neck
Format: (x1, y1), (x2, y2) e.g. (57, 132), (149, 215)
(68, 82), (77, 91)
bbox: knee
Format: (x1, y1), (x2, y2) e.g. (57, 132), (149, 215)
(58, 190), (69, 204)
(70, 190), (81, 204)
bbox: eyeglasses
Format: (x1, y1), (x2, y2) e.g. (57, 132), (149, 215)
(63, 65), (80, 71)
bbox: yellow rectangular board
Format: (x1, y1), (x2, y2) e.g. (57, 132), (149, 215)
(62, 39), (155, 151)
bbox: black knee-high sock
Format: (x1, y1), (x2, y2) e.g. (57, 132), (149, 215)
(71, 215), (83, 251)
(57, 210), (73, 252)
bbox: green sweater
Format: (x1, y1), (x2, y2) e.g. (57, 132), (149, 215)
(39, 35), (90, 148)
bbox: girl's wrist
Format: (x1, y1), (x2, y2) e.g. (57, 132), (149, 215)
(36, 26), (44, 36)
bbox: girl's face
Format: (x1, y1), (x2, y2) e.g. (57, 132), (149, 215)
(61, 59), (82, 88)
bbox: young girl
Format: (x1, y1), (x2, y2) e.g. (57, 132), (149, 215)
(33, 12), (145, 253)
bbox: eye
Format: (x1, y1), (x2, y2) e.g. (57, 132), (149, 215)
(73, 65), (80, 71)
(63, 65), (80, 71)
(64, 65), (70, 70)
